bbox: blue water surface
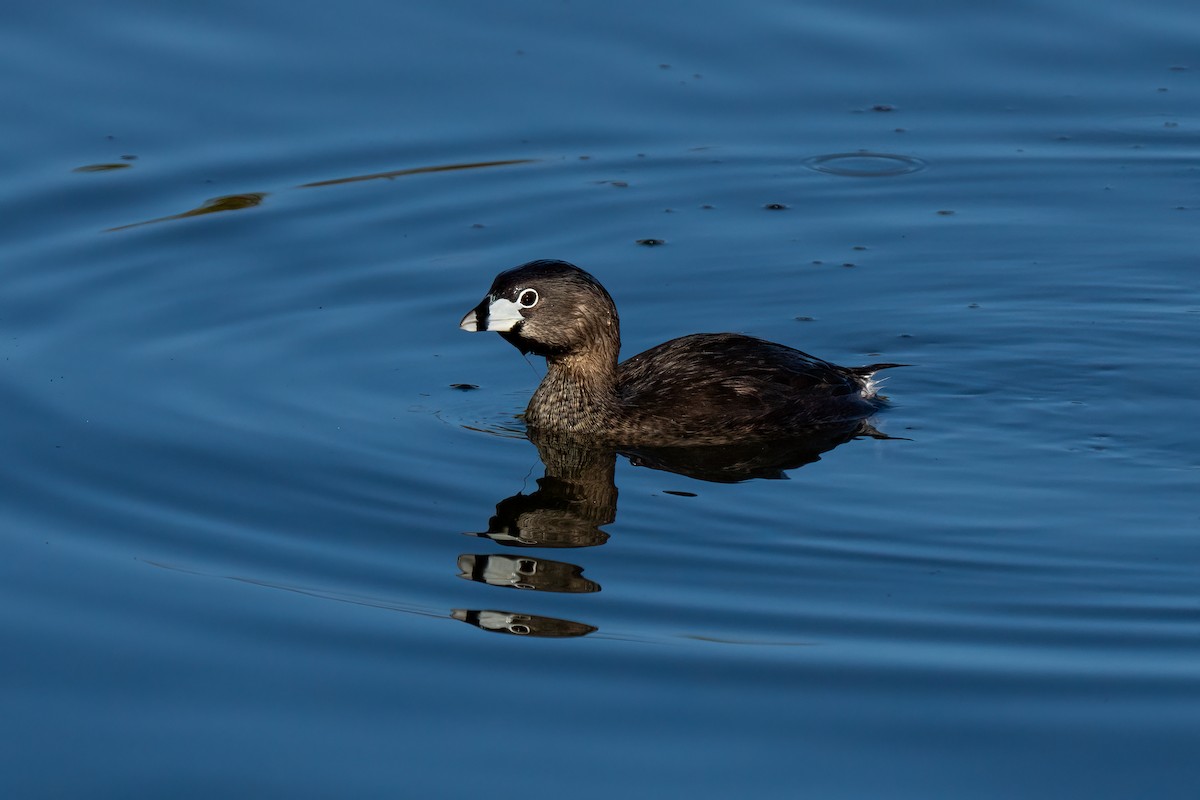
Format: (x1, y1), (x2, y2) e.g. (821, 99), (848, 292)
(1, 0), (1198, 797)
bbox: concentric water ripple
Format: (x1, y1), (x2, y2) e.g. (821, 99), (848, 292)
(804, 151), (926, 177)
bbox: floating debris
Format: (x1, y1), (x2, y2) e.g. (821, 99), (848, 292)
(73, 163), (132, 173)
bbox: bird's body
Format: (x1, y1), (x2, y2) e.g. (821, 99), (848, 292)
(460, 260), (902, 444)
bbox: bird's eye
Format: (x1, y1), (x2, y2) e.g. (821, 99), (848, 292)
(517, 288), (539, 308)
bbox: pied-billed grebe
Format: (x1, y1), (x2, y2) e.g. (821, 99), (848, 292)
(459, 259), (903, 443)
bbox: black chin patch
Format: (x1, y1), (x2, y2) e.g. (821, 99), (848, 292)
(499, 330), (531, 355)
(500, 330), (567, 358)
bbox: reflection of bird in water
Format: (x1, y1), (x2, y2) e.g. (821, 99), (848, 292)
(466, 420), (891, 554)
(454, 422), (892, 638)
(456, 553), (599, 593)
(465, 433), (616, 549)
(450, 609), (597, 638)
(618, 418), (893, 482)
(460, 259), (904, 443)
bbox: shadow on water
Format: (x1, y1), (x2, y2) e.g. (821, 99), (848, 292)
(453, 420), (894, 638)
(102, 158), (536, 231)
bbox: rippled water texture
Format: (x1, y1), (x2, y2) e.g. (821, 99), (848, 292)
(2, 0), (1198, 797)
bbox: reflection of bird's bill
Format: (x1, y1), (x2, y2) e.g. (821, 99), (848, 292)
(463, 523), (612, 549)
(451, 608), (536, 634)
(456, 553), (600, 593)
(450, 608), (598, 638)
(463, 529), (536, 547)
(457, 554), (538, 589)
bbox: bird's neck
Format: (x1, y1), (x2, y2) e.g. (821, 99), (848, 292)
(526, 343), (620, 436)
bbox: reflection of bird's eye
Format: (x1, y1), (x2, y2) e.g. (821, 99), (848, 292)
(517, 289), (539, 308)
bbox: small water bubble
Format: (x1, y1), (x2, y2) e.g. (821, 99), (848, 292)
(450, 383), (480, 391)
(841, 262), (856, 268)
(471, 223), (486, 229)
(811, 260), (824, 265)
(794, 316), (816, 322)
(636, 238), (666, 247)
(764, 202), (788, 210)
(700, 204), (714, 210)
(852, 245), (868, 251)
(936, 209), (956, 216)
(967, 303), (980, 309)
(871, 104), (896, 112)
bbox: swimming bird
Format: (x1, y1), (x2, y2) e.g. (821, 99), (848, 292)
(460, 259), (902, 443)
